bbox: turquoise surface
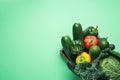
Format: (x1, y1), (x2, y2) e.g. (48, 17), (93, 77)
(0, 0), (120, 80)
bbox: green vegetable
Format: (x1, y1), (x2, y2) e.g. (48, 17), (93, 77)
(73, 49), (110, 80)
(74, 62), (107, 80)
(61, 35), (76, 62)
(109, 44), (115, 50)
(83, 26), (98, 38)
(73, 23), (83, 41)
(71, 40), (85, 54)
(109, 50), (120, 59)
(60, 23), (120, 80)
(99, 56), (120, 80)
(89, 45), (101, 59)
(98, 38), (109, 50)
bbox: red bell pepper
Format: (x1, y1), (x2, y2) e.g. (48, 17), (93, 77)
(84, 35), (98, 49)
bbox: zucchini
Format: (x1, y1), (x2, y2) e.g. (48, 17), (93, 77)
(72, 23), (83, 41)
(61, 35), (76, 62)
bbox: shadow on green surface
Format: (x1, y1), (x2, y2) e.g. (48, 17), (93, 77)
(59, 50), (81, 80)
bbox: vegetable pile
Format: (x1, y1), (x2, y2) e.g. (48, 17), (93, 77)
(60, 23), (120, 80)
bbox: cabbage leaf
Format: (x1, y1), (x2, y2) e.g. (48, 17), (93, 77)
(100, 56), (120, 80)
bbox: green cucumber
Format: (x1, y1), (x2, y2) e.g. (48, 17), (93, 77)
(61, 35), (76, 62)
(72, 23), (83, 41)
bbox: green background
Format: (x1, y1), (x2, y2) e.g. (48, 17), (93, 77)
(0, 0), (120, 80)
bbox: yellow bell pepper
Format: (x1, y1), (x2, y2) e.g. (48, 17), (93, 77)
(76, 52), (91, 64)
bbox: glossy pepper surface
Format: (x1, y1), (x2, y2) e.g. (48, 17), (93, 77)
(71, 40), (85, 55)
(76, 52), (91, 64)
(83, 26), (98, 38)
(84, 35), (98, 49)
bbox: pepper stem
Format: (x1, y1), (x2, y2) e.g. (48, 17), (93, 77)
(96, 26), (98, 29)
(80, 56), (85, 63)
(106, 37), (108, 40)
(88, 38), (94, 44)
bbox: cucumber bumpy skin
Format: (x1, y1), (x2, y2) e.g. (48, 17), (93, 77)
(61, 35), (76, 62)
(73, 23), (83, 41)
